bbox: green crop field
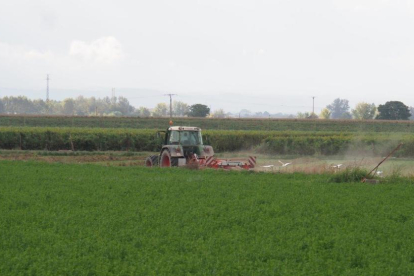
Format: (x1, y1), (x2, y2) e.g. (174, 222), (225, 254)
(1, 161), (414, 275)
(2, 115), (414, 132)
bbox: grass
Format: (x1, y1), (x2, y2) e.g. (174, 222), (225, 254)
(328, 167), (369, 183)
(1, 161), (414, 275)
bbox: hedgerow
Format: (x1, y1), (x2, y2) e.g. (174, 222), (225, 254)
(0, 127), (413, 156)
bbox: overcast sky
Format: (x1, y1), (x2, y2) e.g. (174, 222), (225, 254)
(1, 0), (414, 113)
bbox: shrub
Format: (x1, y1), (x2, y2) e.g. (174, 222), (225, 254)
(329, 167), (369, 183)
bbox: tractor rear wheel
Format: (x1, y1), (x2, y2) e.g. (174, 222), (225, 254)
(145, 155), (159, 167)
(160, 150), (171, 167)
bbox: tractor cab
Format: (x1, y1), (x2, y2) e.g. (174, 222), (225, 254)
(166, 127), (203, 146)
(162, 126), (210, 159)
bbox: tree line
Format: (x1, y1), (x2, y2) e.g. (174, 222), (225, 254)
(298, 98), (413, 120)
(0, 96), (213, 117)
(0, 96), (413, 120)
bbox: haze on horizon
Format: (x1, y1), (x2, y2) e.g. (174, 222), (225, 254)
(1, 0), (414, 114)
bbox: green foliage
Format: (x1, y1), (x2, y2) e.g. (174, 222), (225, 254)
(2, 161), (414, 275)
(329, 167), (369, 183)
(172, 101), (189, 116)
(62, 98), (75, 115)
(308, 113), (319, 119)
(296, 112), (310, 119)
(0, 96), (136, 116)
(327, 98), (352, 119)
(0, 127), (159, 151)
(376, 101), (411, 120)
(319, 108), (331, 119)
(3, 115), (414, 132)
(153, 103), (168, 117)
(211, 109), (226, 118)
(136, 106), (151, 117)
(352, 102), (376, 120)
(0, 99), (4, 113)
(1, 96), (43, 114)
(1, 127), (414, 156)
(188, 104), (210, 117)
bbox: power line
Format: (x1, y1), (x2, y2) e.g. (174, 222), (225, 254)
(126, 95), (164, 100)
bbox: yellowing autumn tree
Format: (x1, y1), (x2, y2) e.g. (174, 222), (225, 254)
(352, 102), (376, 120)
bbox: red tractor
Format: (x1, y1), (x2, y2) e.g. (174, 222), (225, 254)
(145, 126), (256, 169)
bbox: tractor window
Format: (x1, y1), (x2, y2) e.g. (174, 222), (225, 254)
(169, 131), (180, 144)
(180, 131), (203, 145)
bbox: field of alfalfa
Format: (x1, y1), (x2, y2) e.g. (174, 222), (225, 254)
(2, 161), (414, 275)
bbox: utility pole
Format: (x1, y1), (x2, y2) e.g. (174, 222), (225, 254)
(164, 94), (176, 119)
(111, 88), (116, 103)
(312, 96), (315, 115)
(46, 74), (50, 102)
(46, 74), (50, 114)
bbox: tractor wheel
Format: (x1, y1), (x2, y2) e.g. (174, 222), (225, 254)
(145, 155), (159, 167)
(160, 150), (172, 167)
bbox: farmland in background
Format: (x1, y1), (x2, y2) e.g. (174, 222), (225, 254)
(0, 126), (413, 156)
(2, 115), (414, 132)
(1, 161), (414, 275)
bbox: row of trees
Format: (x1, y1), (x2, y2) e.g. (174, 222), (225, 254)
(0, 96), (135, 116)
(150, 102), (211, 117)
(301, 99), (412, 120)
(0, 96), (288, 118)
(0, 95), (412, 120)
(0, 96), (212, 117)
